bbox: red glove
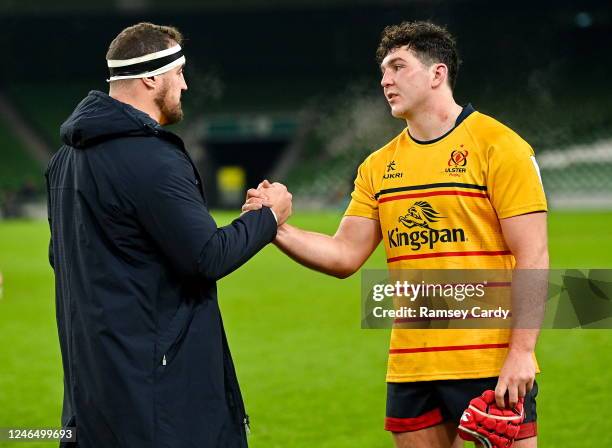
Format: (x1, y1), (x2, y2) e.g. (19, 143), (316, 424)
(457, 390), (524, 448)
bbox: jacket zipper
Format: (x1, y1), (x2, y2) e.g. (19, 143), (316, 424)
(244, 415), (250, 435)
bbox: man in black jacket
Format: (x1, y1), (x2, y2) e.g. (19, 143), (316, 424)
(46, 23), (292, 448)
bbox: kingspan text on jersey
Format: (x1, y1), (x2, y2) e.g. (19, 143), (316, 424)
(387, 227), (466, 250)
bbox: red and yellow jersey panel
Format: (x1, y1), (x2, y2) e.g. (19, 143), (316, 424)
(345, 106), (547, 382)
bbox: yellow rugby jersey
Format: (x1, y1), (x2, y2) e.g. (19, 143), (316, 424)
(345, 105), (547, 382)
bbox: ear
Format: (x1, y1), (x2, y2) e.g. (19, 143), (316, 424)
(430, 63), (448, 89)
(140, 76), (157, 91)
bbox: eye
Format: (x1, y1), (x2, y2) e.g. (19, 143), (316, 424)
(394, 64), (404, 71)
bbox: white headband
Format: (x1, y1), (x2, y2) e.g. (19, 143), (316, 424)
(106, 45), (185, 82)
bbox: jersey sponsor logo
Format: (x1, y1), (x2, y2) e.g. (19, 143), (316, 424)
(383, 160), (403, 179)
(398, 201), (443, 229)
(388, 201), (466, 250)
(445, 147), (468, 176)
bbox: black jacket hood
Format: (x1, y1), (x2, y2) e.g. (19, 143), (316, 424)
(60, 90), (160, 149)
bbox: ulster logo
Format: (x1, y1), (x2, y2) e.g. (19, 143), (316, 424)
(445, 148), (468, 175)
(448, 149), (468, 167)
(388, 201), (466, 250)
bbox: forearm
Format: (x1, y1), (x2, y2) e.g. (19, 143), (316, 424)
(274, 224), (354, 278)
(197, 208), (277, 281)
(509, 248), (549, 352)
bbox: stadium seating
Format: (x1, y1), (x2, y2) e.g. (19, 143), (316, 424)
(6, 82), (98, 148)
(0, 120), (42, 191)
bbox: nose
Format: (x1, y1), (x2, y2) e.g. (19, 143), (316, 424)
(380, 69), (393, 88)
(181, 74), (188, 91)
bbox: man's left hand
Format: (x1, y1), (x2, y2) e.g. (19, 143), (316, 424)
(495, 348), (536, 409)
(458, 390), (524, 448)
(241, 188), (270, 214)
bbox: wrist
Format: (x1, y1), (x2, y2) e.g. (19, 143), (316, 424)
(268, 207), (278, 224)
(508, 345), (535, 355)
(273, 223), (290, 244)
(508, 329), (538, 354)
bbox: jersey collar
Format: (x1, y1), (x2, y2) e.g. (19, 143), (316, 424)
(408, 103), (476, 145)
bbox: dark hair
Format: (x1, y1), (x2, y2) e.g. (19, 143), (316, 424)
(106, 22), (183, 60)
(376, 21), (461, 89)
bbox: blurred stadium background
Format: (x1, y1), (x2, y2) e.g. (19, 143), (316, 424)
(0, 0), (611, 447)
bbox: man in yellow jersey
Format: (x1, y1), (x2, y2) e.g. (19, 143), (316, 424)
(245, 21), (547, 448)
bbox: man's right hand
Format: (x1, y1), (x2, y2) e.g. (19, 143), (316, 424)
(263, 181), (292, 225)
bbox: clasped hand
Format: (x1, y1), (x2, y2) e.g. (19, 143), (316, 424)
(242, 180), (292, 225)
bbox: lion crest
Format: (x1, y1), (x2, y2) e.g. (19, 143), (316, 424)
(398, 201), (444, 229)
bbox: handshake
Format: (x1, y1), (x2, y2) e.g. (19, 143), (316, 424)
(241, 180), (293, 226)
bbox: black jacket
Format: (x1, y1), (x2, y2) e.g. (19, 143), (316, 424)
(46, 91), (277, 448)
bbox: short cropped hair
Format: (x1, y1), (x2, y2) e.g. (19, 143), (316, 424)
(106, 22), (183, 60)
(376, 21), (461, 89)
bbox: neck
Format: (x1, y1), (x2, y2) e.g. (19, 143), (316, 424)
(405, 97), (463, 142)
(109, 90), (162, 124)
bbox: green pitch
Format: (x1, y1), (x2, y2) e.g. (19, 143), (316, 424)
(0, 211), (610, 447)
